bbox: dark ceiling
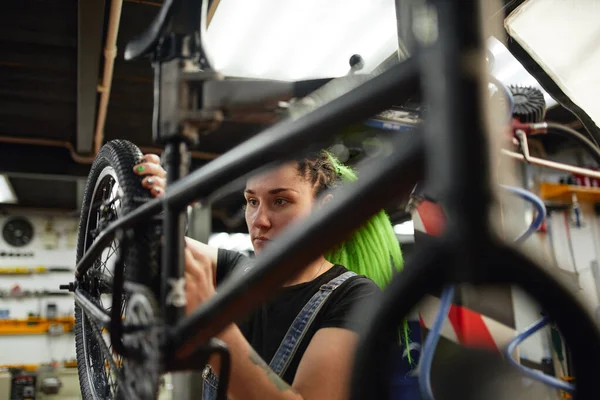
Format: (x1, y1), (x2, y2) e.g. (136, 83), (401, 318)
(0, 0), (591, 233)
(0, 0), (262, 231)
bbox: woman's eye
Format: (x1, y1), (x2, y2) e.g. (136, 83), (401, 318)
(246, 199), (258, 207)
(274, 198), (288, 206)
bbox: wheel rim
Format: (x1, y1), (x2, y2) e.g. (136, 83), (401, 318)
(80, 166), (125, 399)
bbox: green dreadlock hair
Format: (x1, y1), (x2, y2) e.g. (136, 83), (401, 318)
(296, 150), (411, 360)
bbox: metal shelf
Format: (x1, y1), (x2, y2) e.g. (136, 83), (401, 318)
(539, 182), (600, 203)
(0, 317), (74, 335)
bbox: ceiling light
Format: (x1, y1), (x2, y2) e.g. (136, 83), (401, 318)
(206, 0), (399, 81)
(206, 0), (559, 118)
(0, 175), (17, 204)
(504, 0), (600, 124)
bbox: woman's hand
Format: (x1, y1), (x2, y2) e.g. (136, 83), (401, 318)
(133, 154), (167, 197)
(184, 243), (217, 315)
(136, 153), (217, 315)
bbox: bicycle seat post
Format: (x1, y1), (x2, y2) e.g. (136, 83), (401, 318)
(148, 0), (218, 327)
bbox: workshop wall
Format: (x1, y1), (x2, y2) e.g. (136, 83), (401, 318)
(0, 212), (78, 366)
(411, 147), (600, 370)
(508, 195), (555, 367)
(511, 287), (553, 363)
(529, 148), (600, 309)
(511, 147), (600, 372)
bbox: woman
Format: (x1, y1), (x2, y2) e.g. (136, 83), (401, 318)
(134, 151), (406, 400)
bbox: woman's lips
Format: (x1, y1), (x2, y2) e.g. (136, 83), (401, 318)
(254, 238), (269, 246)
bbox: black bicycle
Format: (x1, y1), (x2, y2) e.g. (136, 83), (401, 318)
(63, 0), (600, 399)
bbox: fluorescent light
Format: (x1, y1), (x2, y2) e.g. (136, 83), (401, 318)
(208, 232), (253, 252)
(0, 175), (17, 204)
(207, 0), (399, 80)
(207, 232), (230, 248)
(394, 220), (414, 236)
(505, 0), (600, 125)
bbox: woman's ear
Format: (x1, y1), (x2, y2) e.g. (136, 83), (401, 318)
(319, 193), (334, 208)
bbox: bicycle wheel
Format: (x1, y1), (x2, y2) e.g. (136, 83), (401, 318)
(74, 139), (161, 400)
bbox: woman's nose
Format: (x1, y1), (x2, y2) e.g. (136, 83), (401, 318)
(252, 206), (271, 229)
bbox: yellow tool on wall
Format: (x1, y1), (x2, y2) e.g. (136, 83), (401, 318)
(0, 266), (72, 275)
(0, 317), (75, 335)
(0, 360), (80, 371)
(0, 364), (40, 372)
(0, 360), (124, 372)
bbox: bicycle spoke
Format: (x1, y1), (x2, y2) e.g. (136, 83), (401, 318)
(88, 313), (133, 399)
(79, 169), (132, 400)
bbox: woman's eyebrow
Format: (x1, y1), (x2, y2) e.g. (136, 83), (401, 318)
(244, 188), (298, 195)
(268, 188), (298, 194)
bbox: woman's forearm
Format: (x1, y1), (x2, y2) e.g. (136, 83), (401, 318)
(215, 324), (303, 400)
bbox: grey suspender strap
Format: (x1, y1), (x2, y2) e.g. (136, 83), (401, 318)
(202, 270), (358, 400)
(268, 270), (358, 377)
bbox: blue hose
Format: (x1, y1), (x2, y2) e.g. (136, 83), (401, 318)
(504, 316), (575, 393)
(499, 185), (546, 244)
(418, 185), (547, 399)
(498, 188), (574, 392)
(418, 285), (455, 400)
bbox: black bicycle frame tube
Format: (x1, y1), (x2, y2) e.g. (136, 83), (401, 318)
(421, 0), (493, 242)
(75, 58), (420, 279)
(74, 199), (162, 279)
(74, 289), (111, 330)
(163, 141), (191, 325)
(169, 132), (425, 359)
(165, 59), (420, 208)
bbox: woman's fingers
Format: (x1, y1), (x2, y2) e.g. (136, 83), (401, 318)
(185, 271), (197, 291)
(135, 154), (166, 197)
(141, 176), (166, 197)
(184, 248), (203, 280)
(184, 247), (217, 314)
(133, 160), (166, 178)
(185, 247), (214, 286)
(186, 242), (211, 264)
(138, 153), (161, 165)
(184, 271), (198, 314)
(141, 175), (166, 189)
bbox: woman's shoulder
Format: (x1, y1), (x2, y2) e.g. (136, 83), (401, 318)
(330, 265), (382, 294)
(216, 248), (254, 283)
(322, 265), (382, 312)
(317, 266), (382, 332)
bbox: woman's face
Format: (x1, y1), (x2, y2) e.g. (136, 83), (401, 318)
(244, 162), (316, 254)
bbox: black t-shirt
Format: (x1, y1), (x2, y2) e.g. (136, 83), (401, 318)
(216, 248), (382, 384)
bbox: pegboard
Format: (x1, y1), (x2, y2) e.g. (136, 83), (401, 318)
(0, 212), (79, 365)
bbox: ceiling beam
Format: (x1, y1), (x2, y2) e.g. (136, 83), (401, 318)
(77, 0), (106, 154)
(3, 172), (86, 183)
(0, 143), (90, 178)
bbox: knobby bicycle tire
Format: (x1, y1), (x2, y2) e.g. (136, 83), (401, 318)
(74, 140), (161, 400)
